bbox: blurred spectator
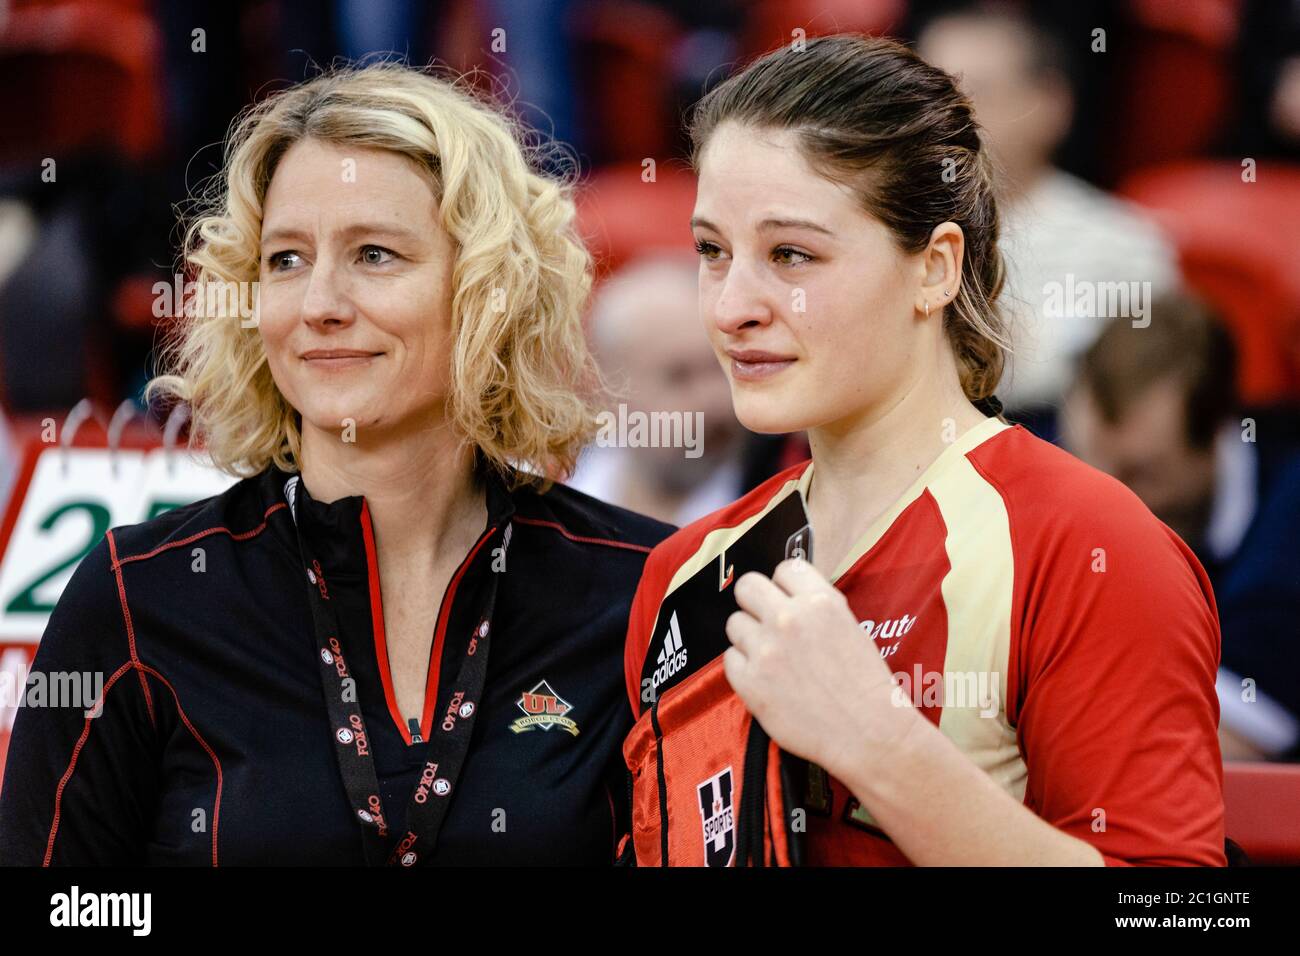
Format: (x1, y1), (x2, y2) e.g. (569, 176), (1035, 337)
(0, 157), (155, 411)
(1061, 295), (1300, 761)
(918, 5), (1181, 435)
(569, 254), (746, 525)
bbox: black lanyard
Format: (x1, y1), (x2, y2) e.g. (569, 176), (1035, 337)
(285, 475), (506, 866)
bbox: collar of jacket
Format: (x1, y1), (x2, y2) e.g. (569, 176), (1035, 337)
(261, 452), (517, 580)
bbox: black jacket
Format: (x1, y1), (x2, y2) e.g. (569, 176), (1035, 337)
(0, 460), (672, 865)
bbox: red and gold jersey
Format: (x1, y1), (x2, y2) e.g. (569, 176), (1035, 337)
(624, 416), (1226, 866)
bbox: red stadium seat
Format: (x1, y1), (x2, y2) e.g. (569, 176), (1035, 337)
(569, 0), (681, 166)
(575, 161), (698, 283)
(1222, 761), (1300, 865)
(1101, 0), (1240, 185)
(0, 0), (164, 163)
(1120, 160), (1300, 405)
(741, 0), (905, 58)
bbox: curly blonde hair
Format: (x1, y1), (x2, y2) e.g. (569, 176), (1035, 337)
(146, 61), (600, 488)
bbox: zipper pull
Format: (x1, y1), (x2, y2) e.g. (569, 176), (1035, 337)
(408, 717), (423, 744)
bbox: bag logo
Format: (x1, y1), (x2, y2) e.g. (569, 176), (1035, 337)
(697, 767), (736, 867)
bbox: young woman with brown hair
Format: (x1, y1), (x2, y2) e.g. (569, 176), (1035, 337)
(623, 35), (1225, 867)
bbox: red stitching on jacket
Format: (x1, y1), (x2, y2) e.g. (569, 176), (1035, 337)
(42, 660), (225, 867)
(43, 660), (134, 866)
(418, 526), (500, 742)
(114, 502), (288, 566)
(106, 529), (155, 727)
(511, 515), (653, 554)
(605, 783), (618, 863)
(136, 662), (224, 867)
(104, 504), (287, 724)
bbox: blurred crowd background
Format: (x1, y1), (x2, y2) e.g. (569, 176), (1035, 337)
(1, 0), (1299, 766)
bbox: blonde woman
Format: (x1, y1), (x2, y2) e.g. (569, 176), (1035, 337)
(0, 62), (671, 866)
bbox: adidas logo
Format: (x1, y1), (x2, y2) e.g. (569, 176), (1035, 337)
(657, 611), (684, 662)
(650, 611), (688, 692)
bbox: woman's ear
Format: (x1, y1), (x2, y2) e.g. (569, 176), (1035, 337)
(914, 221), (965, 317)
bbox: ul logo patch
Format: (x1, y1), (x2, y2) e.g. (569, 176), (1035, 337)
(697, 767), (736, 867)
